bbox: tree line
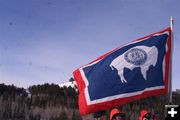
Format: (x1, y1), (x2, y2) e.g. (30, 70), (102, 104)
(0, 83), (180, 120)
(0, 83), (81, 120)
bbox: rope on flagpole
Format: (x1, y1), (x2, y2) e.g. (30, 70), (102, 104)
(169, 16), (174, 104)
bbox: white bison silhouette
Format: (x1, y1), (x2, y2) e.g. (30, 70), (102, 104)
(110, 45), (158, 83)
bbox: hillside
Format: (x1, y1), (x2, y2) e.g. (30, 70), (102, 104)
(0, 83), (81, 120)
(0, 83), (179, 120)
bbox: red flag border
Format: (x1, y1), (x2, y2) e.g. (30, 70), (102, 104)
(73, 27), (171, 115)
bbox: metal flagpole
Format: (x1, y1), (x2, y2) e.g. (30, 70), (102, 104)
(169, 16), (174, 104)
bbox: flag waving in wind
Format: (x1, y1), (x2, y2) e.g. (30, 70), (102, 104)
(73, 27), (172, 115)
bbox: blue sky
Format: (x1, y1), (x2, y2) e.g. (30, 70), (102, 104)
(0, 0), (179, 89)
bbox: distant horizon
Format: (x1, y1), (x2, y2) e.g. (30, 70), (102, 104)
(1, 82), (180, 92)
(1, 81), (74, 88)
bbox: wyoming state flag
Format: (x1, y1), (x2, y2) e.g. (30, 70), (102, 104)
(73, 27), (172, 115)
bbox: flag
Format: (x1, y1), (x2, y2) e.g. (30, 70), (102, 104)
(73, 27), (172, 115)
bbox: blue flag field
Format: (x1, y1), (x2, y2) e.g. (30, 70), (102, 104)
(73, 27), (172, 115)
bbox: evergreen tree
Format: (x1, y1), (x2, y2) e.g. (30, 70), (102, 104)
(71, 111), (82, 120)
(59, 110), (68, 120)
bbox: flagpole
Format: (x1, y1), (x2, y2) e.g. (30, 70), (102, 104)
(169, 16), (174, 104)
